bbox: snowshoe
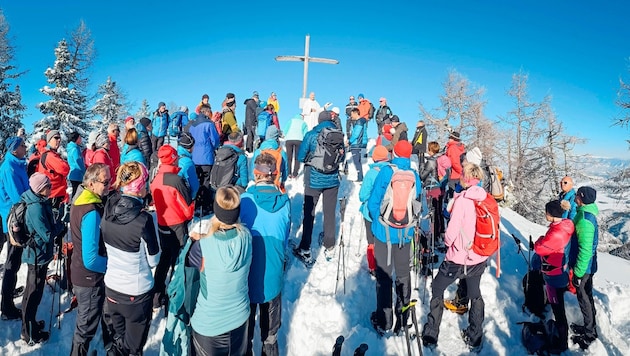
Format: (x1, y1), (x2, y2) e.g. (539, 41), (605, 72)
(461, 329), (482, 353)
(570, 322), (598, 338)
(292, 247), (314, 268)
(12, 286), (25, 299)
(571, 334), (596, 350)
(444, 299), (468, 315)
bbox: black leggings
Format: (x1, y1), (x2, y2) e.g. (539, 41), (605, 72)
(192, 321), (248, 356)
(285, 140), (302, 176)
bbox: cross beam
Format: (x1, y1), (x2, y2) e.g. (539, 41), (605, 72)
(275, 34), (339, 99)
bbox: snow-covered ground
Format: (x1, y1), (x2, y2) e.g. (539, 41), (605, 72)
(1, 157), (629, 355)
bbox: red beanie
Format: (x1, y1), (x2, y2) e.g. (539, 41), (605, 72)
(158, 145), (178, 165)
(393, 141), (412, 158)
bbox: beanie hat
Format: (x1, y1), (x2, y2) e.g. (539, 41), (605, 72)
(466, 147), (483, 166)
(29, 172), (51, 193)
(179, 132), (195, 150)
(46, 130), (60, 143)
(228, 132), (244, 147)
(390, 115), (400, 123)
(95, 131), (109, 149)
(158, 101), (166, 108)
(202, 94), (209, 100)
(318, 110), (332, 123)
(179, 105), (188, 112)
(253, 91), (259, 98)
(265, 126), (280, 140)
(331, 107), (340, 115)
(125, 116), (135, 125)
(158, 145), (178, 165)
(358, 93), (364, 99)
(68, 132), (80, 143)
(545, 200), (565, 218)
(577, 186), (596, 205)
(371, 145), (389, 162)
(226, 92), (235, 99)
(393, 140), (412, 158)
(5, 136), (23, 152)
(140, 117), (151, 128)
(449, 131), (461, 141)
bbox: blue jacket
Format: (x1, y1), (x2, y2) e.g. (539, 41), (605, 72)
(189, 226), (252, 337)
(349, 118), (368, 149)
(282, 115), (308, 141)
(359, 161), (390, 221)
(219, 144), (249, 189)
(240, 183), (291, 304)
(251, 140), (287, 183)
(170, 111), (189, 136)
(152, 111), (170, 138)
(367, 157), (422, 245)
(559, 189), (577, 220)
(177, 146), (199, 199)
(120, 144), (146, 166)
(184, 114), (220, 165)
(0, 152), (29, 233)
(22, 189), (64, 265)
(298, 121), (341, 190)
(67, 141), (85, 182)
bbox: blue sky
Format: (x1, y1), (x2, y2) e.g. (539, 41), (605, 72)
(1, 0), (629, 158)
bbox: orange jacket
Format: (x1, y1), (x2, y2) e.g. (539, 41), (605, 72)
(358, 99), (372, 119)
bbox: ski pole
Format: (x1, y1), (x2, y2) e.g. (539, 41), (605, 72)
(335, 197), (347, 294)
(510, 233), (528, 264)
(525, 235), (532, 293)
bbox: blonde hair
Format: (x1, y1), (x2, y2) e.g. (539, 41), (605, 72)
(208, 186), (243, 234)
(462, 162), (484, 181)
(114, 161), (145, 191)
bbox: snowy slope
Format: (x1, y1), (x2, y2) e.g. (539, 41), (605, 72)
(1, 160), (629, 355)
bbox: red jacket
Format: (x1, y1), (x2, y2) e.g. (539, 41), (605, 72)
(150, 164), (195, 227)
(38, 149), (70, 201)
(445, 140), (465, 180)
(534, 219), (574, 276)
(91, 148), (116, 186)
(108, 134), (121, 172)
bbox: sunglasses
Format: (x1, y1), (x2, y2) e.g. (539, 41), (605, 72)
(96, 179), (110, 186)
(561, 181), (570, 185)
(52, 136), (61, 140)
(349, 97), (355, 100)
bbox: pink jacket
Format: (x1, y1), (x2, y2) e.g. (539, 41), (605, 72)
(444, 185), (490, 266)
(437, 154), (451, 180)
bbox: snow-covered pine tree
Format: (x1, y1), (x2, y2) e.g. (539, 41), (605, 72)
(0, 11), (26, 155)
(135, 98), (151, 119)
(92, 76), (128, 126)
(32, 39), (90, 153)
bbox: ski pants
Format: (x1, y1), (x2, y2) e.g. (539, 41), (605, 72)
(71, 283), (108, 355)
(422, 260), (486, 345)
(1, 242), (23, 313)
(350, 148), (363, 181)
(246, 294), (282, 356)
(548, 285), (569, 349)
(153, 223), (187, 306)
(21, 262), (49, 340)
(373, 239), (411, 331)
(192, 320), (248, 356)
(285, 140), (302, 177)
(151, 135), (165, 153)
(195, 165), (213, 213)
(575, 273), (597, 339)
(299, 182), (339, 251)
(105, 287), (153, 356)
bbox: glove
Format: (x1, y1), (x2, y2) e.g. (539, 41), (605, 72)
(572, 273), (581, 289)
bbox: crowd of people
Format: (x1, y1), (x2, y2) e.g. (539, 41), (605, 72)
(0, 90), (601, 355)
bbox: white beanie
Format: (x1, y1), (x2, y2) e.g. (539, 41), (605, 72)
(466, 147), (483, 166)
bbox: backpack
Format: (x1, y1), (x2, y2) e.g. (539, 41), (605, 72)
(471, 193), (500, 256)
(379, 166), (421, 229)
(368, 103), (375, 120)
(208, 146), (240, 190)
(256, 111), (273, 138)
(260, 147), (284, 191)
(7, 201), (33, 247)
(520, 319), (562, 355)
(306, 127), (345, 174)
(169, 112), (184, 137)
(487, 165), (505, 201)
(522, 270), (547, 317)
(212, 111), (224, 142)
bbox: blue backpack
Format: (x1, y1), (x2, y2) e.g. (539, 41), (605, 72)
(256, 111), (273, 138)
(169, 112), (187, 137)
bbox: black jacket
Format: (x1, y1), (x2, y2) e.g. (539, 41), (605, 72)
(412, 126), (428, 154)
(419, 154), (439, 187)
(244, 98), (258, 128)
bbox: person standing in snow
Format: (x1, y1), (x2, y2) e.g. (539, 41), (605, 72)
(38, 130), (70, 209)
(301, 92), (323, 131)
(66, 132), (86, 199)
(558, 176), (577, 220)
(240, 153), (291, 356)
(385, 115), (408, 151)
(344, 95), (359, 139)
(101, 162), (161, 356)
(282, 114), (308, 179)
(421, 162), (489, 350)
(69, 163), (111, 356)
(151, 101), (170, 152)
(411, 120), (428, 166)
(375, 97), (393, 133)
(367, 141), (421, 335)
(347, 108), (368, 182)
(188, 186), (252, 355)
(107, 123), (121, 173)
(531, 199), (574, 353)
(568, 186), (599, 350)
(244, 91), (260, 153)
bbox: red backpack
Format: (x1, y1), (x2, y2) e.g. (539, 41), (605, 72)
(471, 192), (501, 277)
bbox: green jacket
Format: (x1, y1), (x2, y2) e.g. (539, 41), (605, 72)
(569, 203), (599, 278)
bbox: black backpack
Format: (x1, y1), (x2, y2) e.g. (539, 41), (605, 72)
(520, 319), (562, 355)
(306, 127), (345, 174)
(7, 201), (33, 247)
(522, 270), (547, 317)
(209, 147), (240, 190)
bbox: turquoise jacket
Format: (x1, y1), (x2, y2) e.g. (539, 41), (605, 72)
(359, 161), (390, 222)
(559, 189), (577, 220)
(120, 143), (146, 166)
(67, 141), (85, 182)
(22, 189), (64, 265)
(177, 146), (199, 199)
(189, 226), (252, 337)
(240, 183), (291, 304)
(282, 115), (308, 141)
(0, 152), (29, 233)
